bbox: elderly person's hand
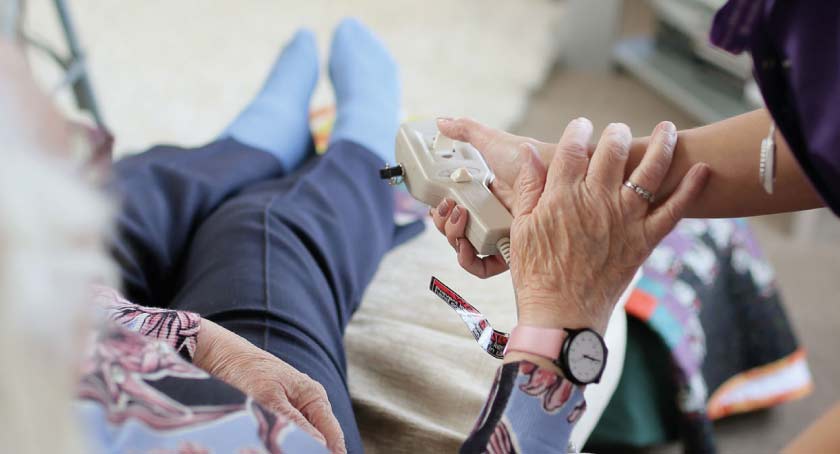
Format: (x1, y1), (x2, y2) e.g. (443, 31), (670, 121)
(193, 319), (346, 453)
(442, 118), (709, 334)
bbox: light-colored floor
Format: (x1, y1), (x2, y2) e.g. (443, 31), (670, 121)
(513, 66), (840, 453)
(24, 0), (563, 156)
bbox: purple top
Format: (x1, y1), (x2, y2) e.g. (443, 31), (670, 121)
(711, 0), (840, 215)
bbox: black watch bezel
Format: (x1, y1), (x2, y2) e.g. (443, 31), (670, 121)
(556, 327), (608, 386)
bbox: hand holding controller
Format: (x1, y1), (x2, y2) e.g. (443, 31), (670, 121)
(380, 120), (513, 261)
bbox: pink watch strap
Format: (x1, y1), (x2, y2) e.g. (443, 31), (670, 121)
(504, 325), (567, 360)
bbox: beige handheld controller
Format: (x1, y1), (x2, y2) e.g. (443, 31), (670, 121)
(380, 120), (513, 261)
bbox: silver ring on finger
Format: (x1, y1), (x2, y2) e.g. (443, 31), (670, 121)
(623, 180), (655, 203)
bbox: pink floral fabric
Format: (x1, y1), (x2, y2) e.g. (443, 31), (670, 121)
(77, 291), (327, 453)
(93, 286), (201, 359)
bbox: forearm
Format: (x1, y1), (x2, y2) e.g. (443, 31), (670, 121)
(628, 109), (823, 218)
(527, 110), (821, 217)
(784, 401), (840, 453)
(191, 318), (270, 379)
(193, 318), (227, 373)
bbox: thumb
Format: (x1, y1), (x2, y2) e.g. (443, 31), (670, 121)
(512, 142), (547, 217)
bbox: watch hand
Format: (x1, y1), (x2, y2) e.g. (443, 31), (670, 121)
(582, 354), (601, 363)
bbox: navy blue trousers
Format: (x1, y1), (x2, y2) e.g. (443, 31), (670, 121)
(109, 138), (420, 453)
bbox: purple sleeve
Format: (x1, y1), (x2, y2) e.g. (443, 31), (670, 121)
(93, 286), (202, 360)
(771, 2), (840, 212)
(711, 0), (840, 213)
(461, 361), (586, 454)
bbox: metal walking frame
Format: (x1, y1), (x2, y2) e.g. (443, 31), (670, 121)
(3, 0), (106, 130)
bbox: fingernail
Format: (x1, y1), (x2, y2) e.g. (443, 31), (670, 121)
(562, 118), (593, 155)
(455, 238), (461, 252)
(450, 206), (461, 224)
(428, 208), (434, 217)
(437, 199), (450, 216)
(607, 122), (625, 131)
(605, 123), (631, 154)
(437, 117), (453, 124)
(605, 122), (619, 136)
(660, 121), (676, 138)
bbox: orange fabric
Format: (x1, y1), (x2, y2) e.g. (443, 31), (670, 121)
(707, 349), (812, 419)
(624, 289), (657, 320)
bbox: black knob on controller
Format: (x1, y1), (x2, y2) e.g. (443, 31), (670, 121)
(379, 164), (404, 180)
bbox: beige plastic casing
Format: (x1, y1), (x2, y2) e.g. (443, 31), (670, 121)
(395, 120), (512, 256)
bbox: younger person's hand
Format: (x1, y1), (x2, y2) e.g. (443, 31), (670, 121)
(431, 118), (555, 278)
(435, 117), (556, 210)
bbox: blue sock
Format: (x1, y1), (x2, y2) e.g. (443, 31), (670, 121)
(328, 18), (400, 162)
(222, 29), (319, 171)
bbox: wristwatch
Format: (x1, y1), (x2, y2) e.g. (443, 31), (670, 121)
(504, 325), (608, 385)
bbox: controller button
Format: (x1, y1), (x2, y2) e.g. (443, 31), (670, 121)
(451, 167), (473, 183)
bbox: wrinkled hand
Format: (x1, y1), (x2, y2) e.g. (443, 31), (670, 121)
(193, 319), (345, 453)
(508, 118), (709, 333)
(431, 118), (556, 277)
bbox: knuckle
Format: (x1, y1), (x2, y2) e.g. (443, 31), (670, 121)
(299, 373), (317, 389)
(311, 383), (329, 401)
(296, 373), (318, 391)
(603, 135), (630, 158)
(649, 159), (668, 179)
(460, 117), (479, 129)
(561, 141), (588, 157)
(457, 250), (469, 266)
(460, 258), (482, 278)
(635, 166), (658, 185)
(445, 226), (457, 242)
(296, 377), (331, 408)
(663, 203), (681, 224)
(452, 117), (476, 139)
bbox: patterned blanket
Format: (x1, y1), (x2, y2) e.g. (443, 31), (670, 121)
(621, 218), (811, 452)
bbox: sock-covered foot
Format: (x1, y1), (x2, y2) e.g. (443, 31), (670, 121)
(328, 18), (400, 162)
(222, 29), (319, 171)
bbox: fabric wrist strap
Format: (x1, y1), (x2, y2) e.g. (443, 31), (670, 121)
(429, 277), (510, 358)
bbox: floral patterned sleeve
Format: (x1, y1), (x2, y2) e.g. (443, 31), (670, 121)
(462, 361), (586, 454)
(92, 286), (202, 360)
(77, 319), (327, 454)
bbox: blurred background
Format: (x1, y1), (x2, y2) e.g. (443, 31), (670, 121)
(17, 0), (840, 452)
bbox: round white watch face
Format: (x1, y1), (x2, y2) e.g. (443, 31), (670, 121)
(566, 330), (606, 383)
